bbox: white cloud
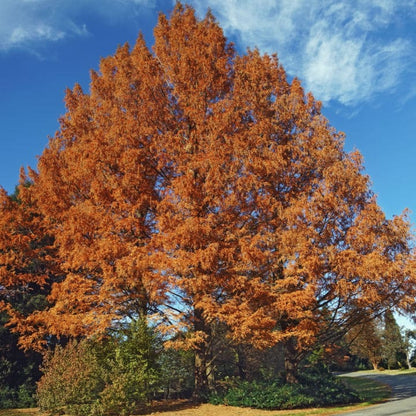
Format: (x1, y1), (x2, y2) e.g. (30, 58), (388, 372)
(190, 0), (416, 106)
(9, 25), (65, 46)
(0, 0), (152, 52)
(0, 0), (84, 51)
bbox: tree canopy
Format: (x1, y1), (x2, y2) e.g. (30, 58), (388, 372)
(1, 2), (415, 394)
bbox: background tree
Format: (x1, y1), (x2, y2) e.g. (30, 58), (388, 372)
(0, 173), (58, 406)
(403, 328), (416, 369)
(347, 317), (383, 370)
(381, 310), (406, 369)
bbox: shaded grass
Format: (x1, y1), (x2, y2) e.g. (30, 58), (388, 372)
(339, 376), (391, 405)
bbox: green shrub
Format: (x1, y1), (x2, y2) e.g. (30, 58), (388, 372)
(297, 365), (360, 406)
(37, 339), (103, 415)
(37, 319), (162, 416)
(16, 383), (37, 408)
(0, 385), (16, 409)
(209, 366), (359, 410)
(0, 382), (37, 409)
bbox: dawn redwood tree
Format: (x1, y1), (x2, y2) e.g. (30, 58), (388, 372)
(13, 2), (416, 396)
(152, 4), (416, 386)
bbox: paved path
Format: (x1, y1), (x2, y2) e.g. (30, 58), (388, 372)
(335, 372), (416, 415)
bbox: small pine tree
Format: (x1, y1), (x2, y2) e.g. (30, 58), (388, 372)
(97, 319), (162, 416)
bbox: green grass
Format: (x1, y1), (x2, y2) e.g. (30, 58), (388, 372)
(340, 377), (391, 405)
(353, 368), (416, 376)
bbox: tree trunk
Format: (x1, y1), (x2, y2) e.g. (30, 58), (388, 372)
(194, 348), (210, 401)
(236, 344), (247, 380)
(370, 359), (379, 370)
(406, 352), (412, 369)
(284, 337), (299, 384)
(193, 308), (213, 401)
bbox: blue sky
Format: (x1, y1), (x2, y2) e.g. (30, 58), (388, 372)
(0, 1), (415, 327)
(1, 0), (415, 219)
(1, 0), (415, 225)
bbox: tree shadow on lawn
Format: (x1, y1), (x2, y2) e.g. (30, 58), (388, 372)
(138, 399), (198, 414)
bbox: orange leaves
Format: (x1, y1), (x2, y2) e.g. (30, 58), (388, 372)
(0, 176), (52, 292)
(154, 3), (233, 119)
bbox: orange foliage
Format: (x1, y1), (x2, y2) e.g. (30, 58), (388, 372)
(0, 170), (60, 349)
(0, 170), (50, 291)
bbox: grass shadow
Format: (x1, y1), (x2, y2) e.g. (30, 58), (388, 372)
(137, 399), (198, 414)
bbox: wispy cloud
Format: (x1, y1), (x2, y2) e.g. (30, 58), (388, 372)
(3, 0), (414, 107)
(190, 0), (416, 106)
(0, 0), (152, 52)
(0, 0), (81, 51)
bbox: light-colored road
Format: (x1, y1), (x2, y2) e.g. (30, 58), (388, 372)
(336, 372), (416, 415)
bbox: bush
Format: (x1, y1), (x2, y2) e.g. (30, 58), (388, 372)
(210, 366), (359, 410)
(37, 319), (162, 416)
(37, 339), (103, 415)
(0, 382), (37, 409)
(297, 365), (360, 406)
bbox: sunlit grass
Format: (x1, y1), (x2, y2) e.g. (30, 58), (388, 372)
(352, 368), (416, 376)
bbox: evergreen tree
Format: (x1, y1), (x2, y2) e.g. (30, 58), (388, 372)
(0, 309), (41, 408)
(381, 311), (406, 369)
(0, 178), (56, 408)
